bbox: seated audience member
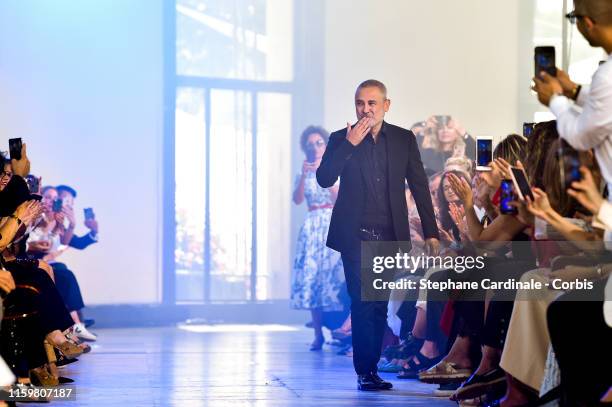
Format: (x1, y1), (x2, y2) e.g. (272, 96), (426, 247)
(419, 115), (476, 174)
(547, 166), (612, 406)
(412, 134), (534, 400)
(53, 185), (98, 340)
(485, 141), (603, 406)
(27, 186), (97, 341)
(0, 149), (85, 390)
(56, 185), (98, 249)
(437, 170), (471, 244)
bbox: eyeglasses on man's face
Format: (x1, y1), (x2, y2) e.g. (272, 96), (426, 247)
(565, 10), (585, 24)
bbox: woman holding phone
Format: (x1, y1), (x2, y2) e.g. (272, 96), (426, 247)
(420, 115), (476, 174)
(290, 126), (345, 351)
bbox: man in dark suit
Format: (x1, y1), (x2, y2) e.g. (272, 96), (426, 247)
(317, 79), (440, 391)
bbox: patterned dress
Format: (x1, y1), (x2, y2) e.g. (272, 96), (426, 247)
(290, 171), (345, 311)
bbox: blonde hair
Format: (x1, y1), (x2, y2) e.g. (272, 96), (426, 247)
(423, 123), (466, 154)
(444, 156), (473, 176)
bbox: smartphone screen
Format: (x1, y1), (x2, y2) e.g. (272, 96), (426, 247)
(84, 208), (95, 220)
(52, 199), (63, 213)
(523, 123), (535, 138)
(535, 46), (557, 77)
(25, 175), (39, 194)
(559, 145), (581, 190)
(476, 139), (493, 169)
(9, 138), (22, 161)
(511, 167), (534, 201)
(305, 148), (317, 163)
(435, 115), (451, 128)
(500, 180), (517, 215)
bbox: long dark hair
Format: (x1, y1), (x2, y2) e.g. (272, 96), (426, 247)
(543, 139), (600, 217)
(0, 152), (31, 217)
(438, 170), (470, 241)
(524, 121), (560, 188)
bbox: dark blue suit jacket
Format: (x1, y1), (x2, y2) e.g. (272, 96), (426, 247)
(316, 121), (439, 257)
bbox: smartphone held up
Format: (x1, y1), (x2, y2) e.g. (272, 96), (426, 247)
(534, 46), (557, 78)
(476, 138), (493, 171)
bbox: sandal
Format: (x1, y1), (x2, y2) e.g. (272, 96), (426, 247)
(396, 352), (442, 379)
(418, 359), (473, 384)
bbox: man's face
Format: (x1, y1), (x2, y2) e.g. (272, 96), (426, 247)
(576, 16), (601, 47)
(354, 86), (390, 130)
(59, 190), (75, 208)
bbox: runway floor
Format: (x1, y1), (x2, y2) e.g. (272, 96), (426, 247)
(51, 325), (456, 406)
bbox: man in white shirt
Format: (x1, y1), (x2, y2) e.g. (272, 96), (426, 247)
(533, 0), (612, 185)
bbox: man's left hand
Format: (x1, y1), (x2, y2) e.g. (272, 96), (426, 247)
(533, 72), (563, 106)
(424, 238), (440, 257)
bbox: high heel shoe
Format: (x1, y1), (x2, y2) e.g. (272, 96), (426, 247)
(65, 332), (91, 354)
(29, 366), (59, 387)
(50, 340), (83, 359)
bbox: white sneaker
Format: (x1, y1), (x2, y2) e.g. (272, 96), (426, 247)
(73, 323), (97, 342)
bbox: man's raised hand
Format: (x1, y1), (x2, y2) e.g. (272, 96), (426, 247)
(346, 116), (372, 146)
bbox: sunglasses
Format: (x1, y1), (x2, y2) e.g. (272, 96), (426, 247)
(307, 140), (325, 148)
(565, 10), (585, 24)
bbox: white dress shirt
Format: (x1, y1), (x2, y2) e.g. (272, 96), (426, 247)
(549, 53), (612, 185)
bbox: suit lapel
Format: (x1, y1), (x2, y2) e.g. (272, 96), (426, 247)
(385, 123), (398, 184)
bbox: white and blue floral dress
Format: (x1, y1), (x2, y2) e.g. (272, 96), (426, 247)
(290, 172), (345, 311)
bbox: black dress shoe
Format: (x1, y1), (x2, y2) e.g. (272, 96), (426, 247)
(371, 373), (393, 390)
(58, 376), (75, 384)
(357, 373), (391, 391)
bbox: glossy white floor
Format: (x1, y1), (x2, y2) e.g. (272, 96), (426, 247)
(51, 325), (456, 406)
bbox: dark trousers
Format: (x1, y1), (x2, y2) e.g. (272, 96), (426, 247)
(341, 254), (389, 375)
(397, 299), (417, 341)
(547, 277), (611, 406)
(449, 259), (535, 345)
(1, 259), (74, 375)
(52, 263), (85, 312)
(5, 260), (74, 334)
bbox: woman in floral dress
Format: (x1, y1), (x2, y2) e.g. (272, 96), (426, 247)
(291, 126), (345, 351)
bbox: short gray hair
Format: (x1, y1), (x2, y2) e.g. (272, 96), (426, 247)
(355, 79), (388, 99)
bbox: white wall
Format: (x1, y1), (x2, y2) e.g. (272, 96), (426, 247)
(0, 0), (528, 305)
(323, 0), (521, 139)
(0, 0), (163, 304)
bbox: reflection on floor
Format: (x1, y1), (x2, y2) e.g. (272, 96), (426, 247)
(52, 325), (455, 406)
